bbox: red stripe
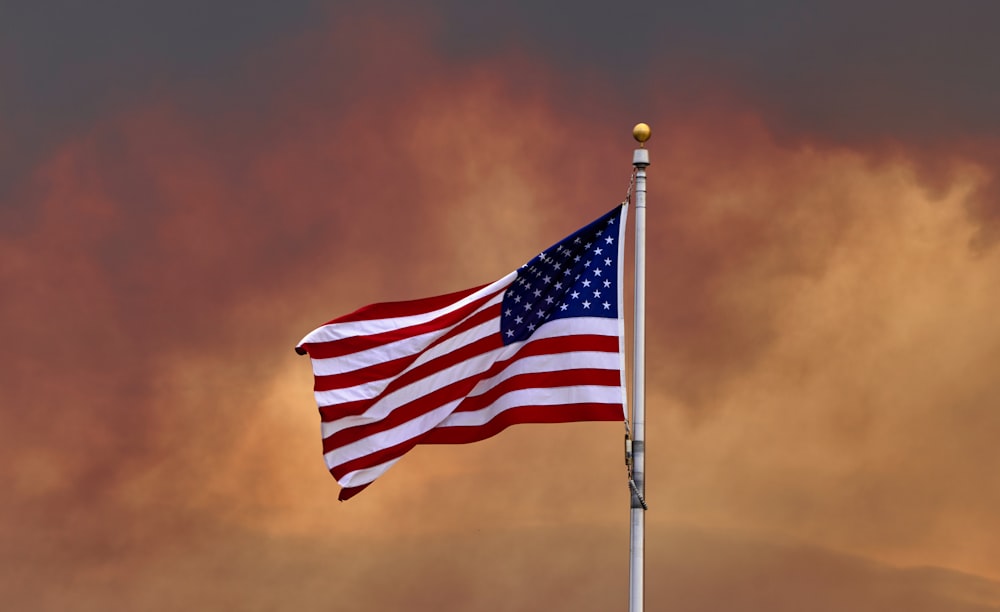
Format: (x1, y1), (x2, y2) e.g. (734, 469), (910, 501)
(324, 366), (620, 456)
(301, 288), (503, 360)
(318, 333), (503, 424)
(312, 305), (501, 393)
(313, 354), (413, 392)
(502, 333), (620, 361)
(330, 436), (421, 482)
(328, 402), (622, 484)
(338, 482), (371, 501)
(320, 334), (617, 449)
(297, 288), (490, 356)
(452, 368), (622, 414)
(324, 284), (488, 324)
(317, 397), (370, 421)
(322, 360), (492, 454)
(420, 403), (623, 444)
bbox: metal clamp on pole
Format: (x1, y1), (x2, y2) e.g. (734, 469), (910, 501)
(624, 430), (647, 509)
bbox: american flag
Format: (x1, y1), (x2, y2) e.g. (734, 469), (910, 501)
(296, 204), (628, 500)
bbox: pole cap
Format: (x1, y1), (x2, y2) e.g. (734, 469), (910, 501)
(632, 123), (651, 146)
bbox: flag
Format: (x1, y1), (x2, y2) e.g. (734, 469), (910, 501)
(296, 204), (628, 500)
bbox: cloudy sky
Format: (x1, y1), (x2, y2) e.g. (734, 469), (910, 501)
(3, 2), (1000, 610)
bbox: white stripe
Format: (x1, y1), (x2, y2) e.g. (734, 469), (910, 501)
(326, 380), (622, 473)
(314, 374), (394, 407)
(464, 350), (621, 399)
(333, 381), (623, 488)
(298, 272), (515, 348)
(322, 350), (621, 466)
(512, 315), (620, 342)
(325, 398), (463, 470)
(312, 314), (501, 407)
(309, 292), (504, 377)
(318, 318), (622, 433)
(438, 385), (624, 428)
(319, 342), (507, 438)
(336, 457), (403, 489)
(311, 328), (439, 377)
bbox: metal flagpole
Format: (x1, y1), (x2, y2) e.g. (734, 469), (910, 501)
(628, 122), (650, 612)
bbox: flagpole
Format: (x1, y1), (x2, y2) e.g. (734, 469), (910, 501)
(629, 123), (650, 612)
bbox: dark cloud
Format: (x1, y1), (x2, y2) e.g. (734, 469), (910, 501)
(0, 0), (323, 227)
(408, 1), (1000, 145)
(6, 2), (1000, 236)
(6, 1), (1000, 165)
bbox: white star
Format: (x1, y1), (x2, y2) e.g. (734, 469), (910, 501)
(571, 291), (580, 299)
(593, 268), (602, 277)
(605, 235), (614, 244)
(537, 309), (545, 317)
(543, 275), (552, 284)
(594, 289), (602, 298)
(584, 260), (592, 268)
(513, 295), (522, 303)
(582, 300), (591, 309)
(603, 279), (611, 288)
(559, 303), (568, 311)
(582, 279), (591, 287)
(506, 329), (515, 337)
(527, 323), (536, 331)
(544, 296), (554, 304)
(533, 289), (542, 298)
(594, 247), (603, 255)
(603, 301), (611, 310)
(504, 308), (512, 316)
(515, 316), (523, 324)
(554, 282), (563, 290)
(605, 258), (612, 266)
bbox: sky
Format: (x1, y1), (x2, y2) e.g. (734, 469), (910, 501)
(3, 1), (1000, 610)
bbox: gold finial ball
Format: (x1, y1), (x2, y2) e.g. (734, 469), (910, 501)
(632, 122), (651, 144)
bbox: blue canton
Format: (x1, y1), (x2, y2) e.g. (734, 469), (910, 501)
(501, 205), (624, 345)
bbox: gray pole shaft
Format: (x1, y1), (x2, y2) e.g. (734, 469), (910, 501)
(629, 147), (649, 612)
